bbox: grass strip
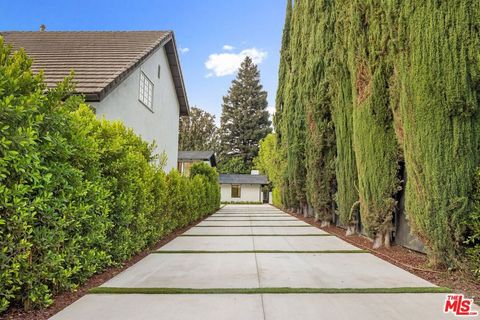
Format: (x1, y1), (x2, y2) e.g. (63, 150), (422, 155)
(196, 225), (312, 227)
(89, 286), (452, 295)
(205, 219), (299, 221)
(152, 250), (368, 254)
(179, 234), (333, 237)
(212, 216), (290, 218)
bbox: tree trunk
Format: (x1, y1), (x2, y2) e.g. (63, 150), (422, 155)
(320, 221), (331, 228)
(346, 225), (356, 236)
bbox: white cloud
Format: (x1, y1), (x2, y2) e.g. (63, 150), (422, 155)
(204, 48), (267, 77)
(267, 106), (275, 115)
(180, 47), (190, 54)
(222, 44), (235, 51)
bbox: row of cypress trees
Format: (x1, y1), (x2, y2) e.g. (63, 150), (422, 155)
(274, 0), (480, 267)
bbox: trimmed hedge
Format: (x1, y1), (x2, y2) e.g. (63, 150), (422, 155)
(0, 39), (220, 312)
(274, 0), (480, 268)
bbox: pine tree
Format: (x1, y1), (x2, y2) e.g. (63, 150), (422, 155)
(219, 56), (272, 170)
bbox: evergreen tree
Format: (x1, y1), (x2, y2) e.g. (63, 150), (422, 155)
(219, 56), (271, 170)
(396, 0), (480, 266)
(179, 106), (218, 152)
(330, 0), (358, 231)
(304, 0), (336, 224)
(348, 0), (401, 248)
(275, 0), (293, 208)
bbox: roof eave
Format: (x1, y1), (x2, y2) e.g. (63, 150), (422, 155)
(165, 34), (189, 116)
(83, 32), (189, 116)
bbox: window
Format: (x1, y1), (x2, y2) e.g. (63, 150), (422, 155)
(139, 71), (154, 110)
(231, 184), (241, 198)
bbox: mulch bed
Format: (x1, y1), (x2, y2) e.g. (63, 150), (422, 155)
(1, 215), (209, 320)
(283, 208), (480, 303)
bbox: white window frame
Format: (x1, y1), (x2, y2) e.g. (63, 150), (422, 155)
(139, 71), (154, 111)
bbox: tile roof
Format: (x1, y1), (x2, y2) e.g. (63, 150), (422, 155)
(218, 174), (269, 185)
(178, 151), (217, 166)
(1, 31), (189, 115)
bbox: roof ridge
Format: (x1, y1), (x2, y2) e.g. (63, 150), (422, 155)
(1, 30), (188, 115)
(1, 30), (173, 33)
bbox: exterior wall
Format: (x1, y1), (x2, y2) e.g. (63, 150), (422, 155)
(220, 184), (262, 202)
(91, 46), (180, 171)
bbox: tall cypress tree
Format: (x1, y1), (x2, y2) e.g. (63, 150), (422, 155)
(283, 0), (309, 214)
(330, 0), (358, 231)
(275, 0), (293, 208)
(396, 0), (480, 266)
(219, 56), (272, 170)
(348, 0), (401, 248)
(304, 0), (336, 224)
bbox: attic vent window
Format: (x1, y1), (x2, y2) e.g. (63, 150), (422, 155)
(139, 71), (154, 110)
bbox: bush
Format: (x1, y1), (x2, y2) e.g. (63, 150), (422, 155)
(0, 39), (220, 313)
(465, 169), (480, 278)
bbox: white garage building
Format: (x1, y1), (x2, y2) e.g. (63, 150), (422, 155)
(219, 173), (269, 203)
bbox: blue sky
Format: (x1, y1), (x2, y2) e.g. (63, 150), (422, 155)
(0, 0), (286, 121)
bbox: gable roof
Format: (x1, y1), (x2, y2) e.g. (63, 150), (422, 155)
(1, 31), (189, 115)
(178, 151), (217, 167)
(219, 174), (269, 185)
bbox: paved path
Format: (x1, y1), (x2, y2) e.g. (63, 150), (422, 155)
(51, 204), (476, 319)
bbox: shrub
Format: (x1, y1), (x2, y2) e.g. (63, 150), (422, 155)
(465, 168), (480, 278)
(0, 39), (220, 313)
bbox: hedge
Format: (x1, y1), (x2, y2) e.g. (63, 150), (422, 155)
(273, 0), (480, 268)
(0, 39), (220, 313)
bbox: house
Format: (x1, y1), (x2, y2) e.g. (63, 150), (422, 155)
(178, 151), (217, 176)
(219, 172), (269, 203)
(1, 30), (189, 171)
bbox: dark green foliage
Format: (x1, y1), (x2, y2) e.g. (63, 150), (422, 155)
(282, 0), (310, 212)
(330, 0), (359, 227)
(179, 106), (218, 152)
(348, 1), (401, 245)
(0, 40), (220, 313)
(274, 0), (293, 209)
(304, 0), (336, 222)
(395, 0), (480, 265)
(219, 56), (271, 171)
(217, 155), (250, 174)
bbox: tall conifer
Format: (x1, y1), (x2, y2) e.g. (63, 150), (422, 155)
(219, 57), (271, 170)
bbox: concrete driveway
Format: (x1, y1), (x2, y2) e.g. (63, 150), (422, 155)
(50, 204), (476, 320)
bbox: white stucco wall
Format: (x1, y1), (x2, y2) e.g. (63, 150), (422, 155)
(91, 45), (180, 171)
(220, 184), (262, 202)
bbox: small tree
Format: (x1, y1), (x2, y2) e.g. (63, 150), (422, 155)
(219, 56), (272, 170)
(254, 133), (284, 206)
(179, 106), (218, 152)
